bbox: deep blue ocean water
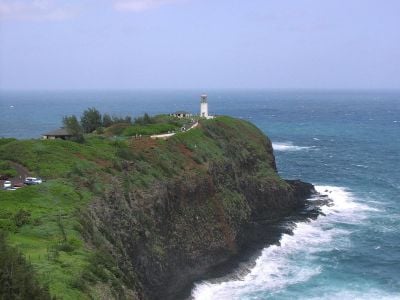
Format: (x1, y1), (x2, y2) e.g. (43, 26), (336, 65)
(0, 90), (399, 299)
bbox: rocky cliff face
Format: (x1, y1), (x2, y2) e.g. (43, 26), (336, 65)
(81, 117), (314, 299)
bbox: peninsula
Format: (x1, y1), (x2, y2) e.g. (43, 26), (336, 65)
(0, 114), (315, 299)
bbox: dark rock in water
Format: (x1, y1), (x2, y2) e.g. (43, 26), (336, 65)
(80, 117), (318, 300)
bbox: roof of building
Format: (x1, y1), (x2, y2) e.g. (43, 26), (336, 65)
(43, 128), (72, 136)
(173, 111), (192, 115)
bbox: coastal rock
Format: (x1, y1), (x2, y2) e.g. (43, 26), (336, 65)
(81, 117), (315, 299)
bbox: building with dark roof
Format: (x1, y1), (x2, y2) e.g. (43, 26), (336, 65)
(42, 128), (73, 140)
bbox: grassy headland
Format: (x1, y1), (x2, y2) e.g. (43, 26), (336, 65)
(0, 116), (294, 299)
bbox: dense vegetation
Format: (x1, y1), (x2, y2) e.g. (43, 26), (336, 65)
(0, 116), (288, 299)
(62, 108), (194, 141)
(0, 161), (17, 180)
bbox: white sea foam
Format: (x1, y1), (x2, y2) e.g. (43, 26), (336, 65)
(192, 186), (375, 300)
(272, 142), (315, 152)
(354, 164), (368, 168)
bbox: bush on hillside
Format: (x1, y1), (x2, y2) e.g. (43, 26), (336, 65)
(134, 113), (155, 126)
(0, 231), (52, 299)
(0, 161), (17, 180)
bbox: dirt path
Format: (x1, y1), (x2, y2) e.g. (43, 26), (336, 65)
(0, 161), (31, 188)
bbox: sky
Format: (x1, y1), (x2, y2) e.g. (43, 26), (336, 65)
(0, 0), (399, 90)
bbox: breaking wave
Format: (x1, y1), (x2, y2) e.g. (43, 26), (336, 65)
(191, 186), (379, 300)
(272, 142), (315, 152)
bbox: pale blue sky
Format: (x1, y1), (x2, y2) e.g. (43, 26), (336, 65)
(0, 0), (399, 90)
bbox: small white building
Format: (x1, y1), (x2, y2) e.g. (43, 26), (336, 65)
(170, 111), (193, 118)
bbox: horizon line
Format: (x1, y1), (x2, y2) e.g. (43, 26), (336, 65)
(1, 87), (400, 92)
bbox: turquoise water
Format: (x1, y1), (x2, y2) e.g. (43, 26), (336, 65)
(1, 90), (399, 299)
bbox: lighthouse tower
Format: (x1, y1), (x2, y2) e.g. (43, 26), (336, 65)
(200, 94), (209, 118)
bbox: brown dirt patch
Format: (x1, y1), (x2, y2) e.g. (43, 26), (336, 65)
(128, 137), (158, 151)
(1, 161), (31, 187)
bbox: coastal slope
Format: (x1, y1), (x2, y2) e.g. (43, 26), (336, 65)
(0, 116), (314, 299)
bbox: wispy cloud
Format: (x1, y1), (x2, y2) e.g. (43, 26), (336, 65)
(0, 0), (77, 21)
(114, 0), (181, 12)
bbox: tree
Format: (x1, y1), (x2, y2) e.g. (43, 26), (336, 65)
(134, 113), (154, 126)
(80, 107), (102, 133)
(110, 115), (132, 125)
(102, 113), (113, 128)
(63, 115), (84, 142)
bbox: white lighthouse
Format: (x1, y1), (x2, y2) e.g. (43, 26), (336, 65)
(200, 94), (209, 118)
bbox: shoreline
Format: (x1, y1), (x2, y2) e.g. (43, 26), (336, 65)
(174, 191), (328, 300)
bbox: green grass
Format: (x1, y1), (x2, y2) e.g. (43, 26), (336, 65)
(0, 115), (286, 299)
(0, 137), (127, 298)
(0, 138), (16, 146)
(0, 180), (93, 299)
(122, 123), (178, 136)
(0, 160), (17, 179)
(0, 137), (118, 178)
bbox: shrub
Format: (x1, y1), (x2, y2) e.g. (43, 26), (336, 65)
(134, 113), (155, 125)
(0, 161), (17, 179)
(105, 123), (131, 136)
(0, 231), (52, 299)
(13, 209), (31, 227)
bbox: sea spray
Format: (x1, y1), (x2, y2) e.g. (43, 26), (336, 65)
(192, 186), (374, 300)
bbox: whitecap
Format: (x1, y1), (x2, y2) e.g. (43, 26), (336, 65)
(354, 164), (368, 168)
(192, 186), (376, 300)
(272, 142), (315, 152)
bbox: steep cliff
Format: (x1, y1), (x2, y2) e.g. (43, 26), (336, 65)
(81, 116), (314, 299)
(0, 116), (314, 299)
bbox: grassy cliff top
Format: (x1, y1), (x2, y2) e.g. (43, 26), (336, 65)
(0, 116), (284, 299)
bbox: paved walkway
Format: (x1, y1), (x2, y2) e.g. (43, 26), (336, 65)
(150, 122), (199, 140)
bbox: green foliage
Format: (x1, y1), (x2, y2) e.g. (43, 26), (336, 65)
(0, 181), (94, 299)
(104, 123), (131, 136)
(134, 113), (154, 126)
(0, 138), (16, 146)
(95, 126), (105, 134)
(102, 113), (113, 128)
(63, 115), (84, 143)
(123, 123), (177, 136)
(153, 114), (192, 126)
(218, 189), (251, 228)
(103, 113), (132, 128)
(0, 114), (286, 299)
(0, 231), (52, 300)
(0, 137), (117, 179)
(0, 160), (17, 179)
(80, 107), (102, 133)
(14, 209), (31, 228)
(173, 128), (223, 163)
(111, 115), (132, 125)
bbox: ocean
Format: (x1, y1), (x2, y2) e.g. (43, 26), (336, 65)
(1, 90), (399, 299)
